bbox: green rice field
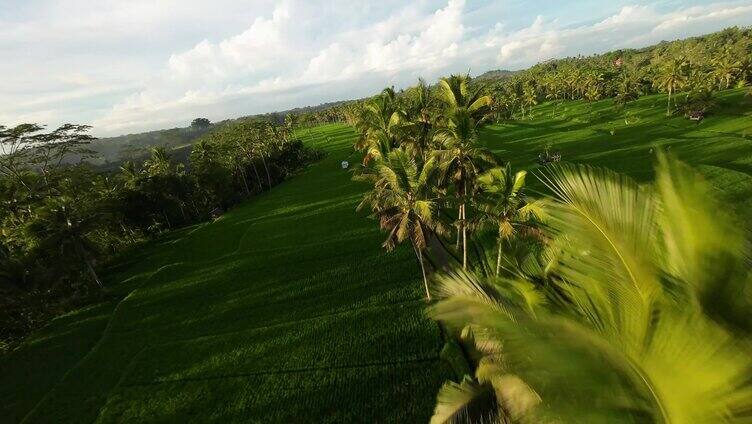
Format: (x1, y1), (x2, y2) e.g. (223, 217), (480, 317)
(2, 87), (751, 423)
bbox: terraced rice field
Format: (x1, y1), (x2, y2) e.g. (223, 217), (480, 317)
(1, 124), (454, 423)
(481, 88), (752, 221)
(2, 87), (751, 423)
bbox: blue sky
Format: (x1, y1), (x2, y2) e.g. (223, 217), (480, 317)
(1, 0), (751, 136)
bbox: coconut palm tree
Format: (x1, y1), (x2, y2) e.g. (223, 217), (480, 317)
(653, 57), (687, 116)
(284, 113), (298, 136)
(521, 82), (538, 119)
(712, 52), (742, 90)
(429, 268), (545, 424)
(25, 196), (105, 287)
(251, 126), (274, 189)
(119, 161), (141, 189)
(434, 108), (498, 270)
(402, 79), (436, 161)
(542, 73), (565, 117)
(355, 87), (406, 164)
(354, 147), (444, 300)
(430, 156), (752, 423)
(437, 74), (493, 122)
(613, 70), (643, 114)
(143, 147), (172, 177)
(583, 69), (604, 108)
(475, 164), (545, 276)
(225, 123), (264, 191)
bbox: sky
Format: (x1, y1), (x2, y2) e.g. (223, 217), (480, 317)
(1, 0), (751, 136)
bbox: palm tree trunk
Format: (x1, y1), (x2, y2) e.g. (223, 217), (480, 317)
(249, 161), (263, 191)
(667, 86), (672, 116)
(177, 201), (188, 223)
(238, 166), (251, 195)
(462, 203), (467, 270)
(456, 205), (461, 251)
(162, 211), (172, 229)
(76, 241), (102, 287)
(83, 255), (102, 287)
(260, 155), (273, 188)
(417, 248), (431, 301)
(496, 240), (503, 276)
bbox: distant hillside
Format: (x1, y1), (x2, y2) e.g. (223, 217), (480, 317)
(250, 98), (362, 124)
(475, 69), (517, 80)
(82, 125), (215, 169)
(81, 98), (361, 169)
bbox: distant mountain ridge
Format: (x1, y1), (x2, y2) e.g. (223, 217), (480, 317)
(474, 69), (517, 80)
(82, 97), (360, 169)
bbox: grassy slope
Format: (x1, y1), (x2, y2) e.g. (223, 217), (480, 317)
(480, 88), (752, 222)
(2, 88), (751, 423)
(1, 124), (453, 423)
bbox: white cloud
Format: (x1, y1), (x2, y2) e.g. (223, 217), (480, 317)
(92, 0), (470, 133)
(651, 4), (752, 36)
(487, 2), (752, 69)
(167, 2), (293, 82)
(2, 0), (751, 136)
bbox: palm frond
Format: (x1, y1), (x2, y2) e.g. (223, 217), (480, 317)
(431, 376), (499, 424)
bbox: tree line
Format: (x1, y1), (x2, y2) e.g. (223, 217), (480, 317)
(487, 26), (752, 120)
(0, 119), (320, 349)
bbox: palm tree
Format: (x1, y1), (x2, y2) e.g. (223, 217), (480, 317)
(119, 161), (141, 189)
(355, 87), (406, 164)
(355, 148), (444, 300)
(429, 268), (545, 424)
(583, 70), (604, 114)
(712, 52), (741, 90)
(25, 196), (105, 287)
(434, 108), (498, 270)
(228, 123), (263, 191)
(430, 156), (752, 422)
(402, 79), (436, 161)
(613, 70), (643, 115)
(653, 57), (687, 116)
(475, 164), (545, 276)
(561, 65), (582, 100)
(251, 126), (273, 189)
(143, 147), (172, 177)
(284, 113), (298, 136)
(437, 74), (492, 122)
(521, 82), (538, 118)
(542, 73), (565, 117)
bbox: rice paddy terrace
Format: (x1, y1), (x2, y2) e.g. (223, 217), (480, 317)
(2, 87), (751, 423)
(483, 88), (752, 220)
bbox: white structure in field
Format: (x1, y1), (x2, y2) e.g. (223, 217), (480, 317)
(341, 160), (349, 169)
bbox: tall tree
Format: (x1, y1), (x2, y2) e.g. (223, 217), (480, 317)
(475, 164), (545, 276)
(434, 108), (498, 269)
(355, 87), (406, 164)
(437, 74), (492, 122)
(191, 117), (212, 128)
(355, 148), (444, 300)
(653, 57), (688, 115)
(712, 52), (742, 90)
(25, 196), (106, 287)
(402, 79), (436, 161)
